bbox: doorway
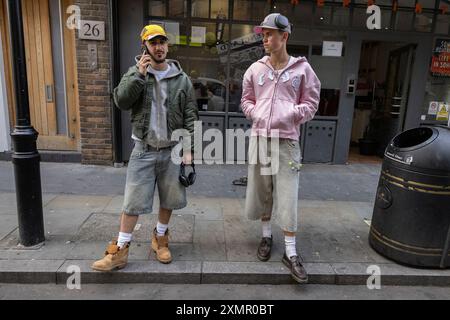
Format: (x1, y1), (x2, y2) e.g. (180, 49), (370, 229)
(1, 0), (80, 151)
(349, 40), (416, 162)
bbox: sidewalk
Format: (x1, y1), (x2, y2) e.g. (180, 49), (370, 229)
(1, 161), (450, 286)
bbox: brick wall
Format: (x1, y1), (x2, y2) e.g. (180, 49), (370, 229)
(75, 0), (113, 165)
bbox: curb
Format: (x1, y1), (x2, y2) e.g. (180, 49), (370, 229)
(1, 260), (450, 286)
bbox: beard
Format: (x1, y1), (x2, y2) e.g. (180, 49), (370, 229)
(149, 51), (166, 64)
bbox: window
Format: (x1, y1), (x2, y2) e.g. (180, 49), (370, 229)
(435, 13), (450, 34)
(394, 10), (414, 31)
(332, 7), (351, 27)
(170, 0), (187, 17)
(147, 0), (187, 18)
(211, 0), (229, 19)
(233, 0), (269, 21)
(231, 24), (265, 113)
(422, 38), (450, 123)
(192, 0), (208, 17)
(192, 0), (228, 19)
(149, 0), (166, 16)
(310, 41), (345, 116)
(273, 1), (313, 26)
(180, 22), (230, 112)
(414, 12), (434, 32)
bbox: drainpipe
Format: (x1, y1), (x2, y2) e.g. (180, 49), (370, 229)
(109, 0), (123, 166)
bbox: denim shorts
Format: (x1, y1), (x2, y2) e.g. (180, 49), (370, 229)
(244, 136), (302, 232)
(122, 141), (187, 215)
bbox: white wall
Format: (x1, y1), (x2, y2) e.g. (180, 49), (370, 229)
(0, 28), (11, 152)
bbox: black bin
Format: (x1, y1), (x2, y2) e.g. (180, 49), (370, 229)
(369, 125), (450, 268)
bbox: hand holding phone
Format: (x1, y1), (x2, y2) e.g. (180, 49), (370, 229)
(137, 47), (152, 76)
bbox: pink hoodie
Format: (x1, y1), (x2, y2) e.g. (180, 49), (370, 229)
(241, 55), (321, 141)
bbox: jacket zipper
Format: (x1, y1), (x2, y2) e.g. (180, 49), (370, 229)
(264, 60), (294, 134)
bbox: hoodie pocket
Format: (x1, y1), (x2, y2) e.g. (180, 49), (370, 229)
(251, 98), (270, 128)
(270, 100), (296, 131)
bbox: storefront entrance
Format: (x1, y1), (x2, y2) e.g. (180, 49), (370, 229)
(349, 40), (416, 160)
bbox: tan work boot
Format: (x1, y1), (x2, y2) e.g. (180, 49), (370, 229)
(151, 228), (172, 264)
(91, 239), (130, 271)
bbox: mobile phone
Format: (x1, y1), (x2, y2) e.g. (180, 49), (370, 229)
(142, 45), (150, 56)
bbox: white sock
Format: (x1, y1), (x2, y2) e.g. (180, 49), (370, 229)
(117, 232), (132, 248)
(262, 220), (272, 238)
(156, 221), (168, 237)
(285, 235), (297, 258)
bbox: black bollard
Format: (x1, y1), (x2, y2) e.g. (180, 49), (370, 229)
(8, 0), (45, 247)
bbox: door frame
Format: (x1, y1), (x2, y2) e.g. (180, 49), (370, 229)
(385, 44), (416, 133)
(334, 30), (433, 164)
(0, 0), (80, 152)
(0, 0), (15, 131)
(0, 22), (10, 152)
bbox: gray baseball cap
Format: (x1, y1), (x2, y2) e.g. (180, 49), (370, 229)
(254, 13), (292, 34)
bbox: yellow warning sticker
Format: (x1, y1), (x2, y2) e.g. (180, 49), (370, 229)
(436, 103), (449, 121)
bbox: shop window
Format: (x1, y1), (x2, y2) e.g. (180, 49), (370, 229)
(332, 7), (351, 27)
(167, 22), (229, 112)
(148, 0), (187, 17)
(351, 7), (367, 29)
(192, 0), (228, 19)
(397, 0), (416, 7)
(170, 0), (188, 17)
(420, 0), (438, 9)
(233, 0), (251, 20)
(233, 0), (270, 21)
(147, 19), (190, 45)
(211, 0), (229, 19)
(310, 42), (345, 117)
(414, 12), (434, 32)
(272, 1), (313, 26)
(376, 0), (395, 6)
(149, 0), (167, 16)
(192, 0), (209, 17)
(230, 24), (265, 113)
(313, 5), (349, 27)
(287, 44), (309, 58)
(314, 6), (333, 26)
(394, 10), (414, 31)
(434, 13), (450, 34)
(422, 38), (450, 123)
(252, 0), (271, 21)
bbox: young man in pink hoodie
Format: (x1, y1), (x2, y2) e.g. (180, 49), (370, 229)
(241, 13), (321, 283)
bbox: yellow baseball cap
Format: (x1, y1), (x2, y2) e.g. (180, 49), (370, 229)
(140, 24), (168, 42)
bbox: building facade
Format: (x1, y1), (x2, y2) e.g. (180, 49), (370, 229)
(0, 0), (449, 165)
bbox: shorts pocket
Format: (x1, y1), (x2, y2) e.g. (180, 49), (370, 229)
(130, 146), (146, 160)
(285, 139), (302, 164)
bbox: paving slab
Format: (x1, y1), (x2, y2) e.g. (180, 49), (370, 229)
(0, 259), (65, 283)
(201, 261), (336, 284)
(56, 260), (202, 284)
(332, 263), (450, 286)
(74, 213), (195, 243)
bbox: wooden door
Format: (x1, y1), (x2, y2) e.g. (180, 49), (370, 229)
(21, 0), (80, 151)
(0, 0), (16, 128)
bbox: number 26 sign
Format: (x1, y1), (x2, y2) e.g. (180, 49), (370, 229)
(78, 20), (105, 41)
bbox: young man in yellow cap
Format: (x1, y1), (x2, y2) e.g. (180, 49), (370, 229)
(91, 25), (199, 271)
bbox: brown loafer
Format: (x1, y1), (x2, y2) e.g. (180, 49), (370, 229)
(282, 253), (308, 284)
(257, 236), (273, 261)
